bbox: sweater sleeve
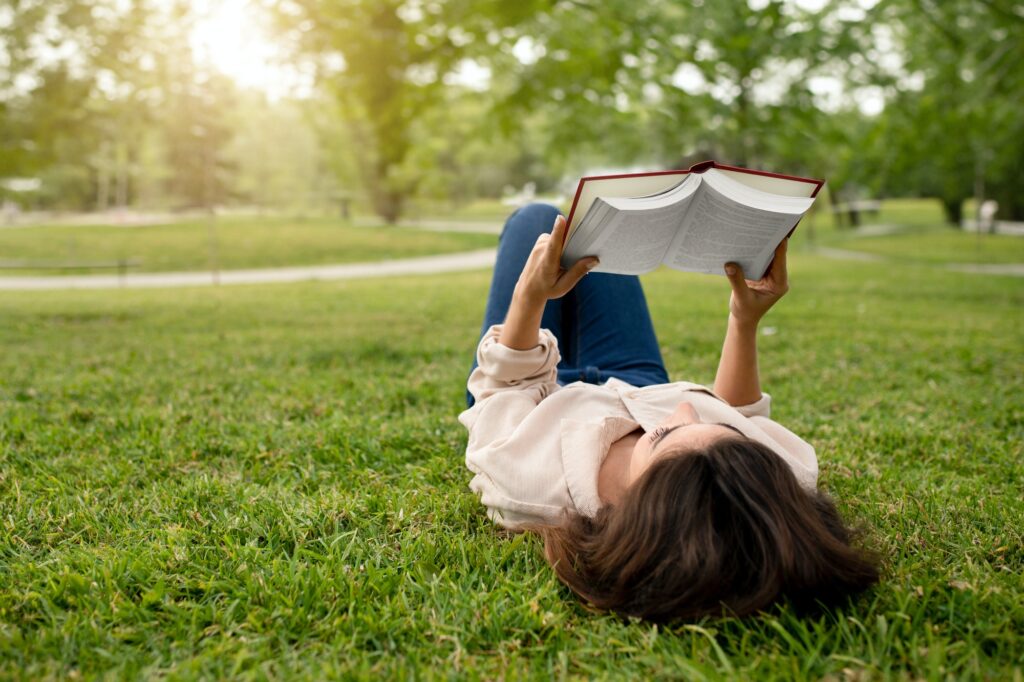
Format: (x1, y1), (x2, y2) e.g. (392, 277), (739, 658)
(465, 324), (561, 404)
(733, 392), (771, 418)
(458, 325), (567, 528)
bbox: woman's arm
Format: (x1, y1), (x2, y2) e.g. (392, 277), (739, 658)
(713, 239), (790, 406)
(713, 314), (762, 406)
(499, 215), (598, 350)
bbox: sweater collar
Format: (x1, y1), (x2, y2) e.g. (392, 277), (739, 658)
(559, 416), (640, 518)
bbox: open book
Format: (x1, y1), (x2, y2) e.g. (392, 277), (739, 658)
(561, 161), (824, 279)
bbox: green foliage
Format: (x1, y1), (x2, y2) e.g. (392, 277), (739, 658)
(471, 0), (865, 179)
(1, 0), (1023, 224)
(280, 0), (469, 222)
(0, 1), (152, 204)
(1, 240), (1022, 677)
(850, 0), (1024, 222)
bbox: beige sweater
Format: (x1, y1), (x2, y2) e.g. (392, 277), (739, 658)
(459, 324), (818, 530)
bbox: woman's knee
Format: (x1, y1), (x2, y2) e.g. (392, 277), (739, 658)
(503, 203), (563, 240)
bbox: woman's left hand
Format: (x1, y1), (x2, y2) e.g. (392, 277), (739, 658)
(724, 238), (790, 326)
(514, 215), (599, 305)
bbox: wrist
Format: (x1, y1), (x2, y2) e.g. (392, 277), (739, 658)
(728, 312), (760, 334)
(512, 285), (546, 310)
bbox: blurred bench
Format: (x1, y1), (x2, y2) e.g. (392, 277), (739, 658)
(831, 200), (881, 228)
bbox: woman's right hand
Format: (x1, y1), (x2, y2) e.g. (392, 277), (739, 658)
(500, 215), (598, 351)
(724, 238), (789, 327)
(513, 214), (599, 305)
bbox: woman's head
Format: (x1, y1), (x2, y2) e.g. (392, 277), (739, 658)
(628, 401), (744, 483)
(538, 437), (879, 622)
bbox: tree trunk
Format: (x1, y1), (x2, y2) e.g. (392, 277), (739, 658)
(940, 197), (963, 226)
(115, 141), (129, 208)
(371, 184), (403, 224)
(96, 141), (111, 211)
(829, 185), (846, 229)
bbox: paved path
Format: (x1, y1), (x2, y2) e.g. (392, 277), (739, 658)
(0, 249), (498, 291)
(945, 262), (1024, 276)
(810, 246), (885, 262)
(2, 244), (1021, 292)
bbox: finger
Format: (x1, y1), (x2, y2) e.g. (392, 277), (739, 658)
(551, 257), (598, 298)
(724, 262), (749, 295)
(769, 239), (788, 279)
(530, 233), (551, 258)
(550, 214), (567, 245)
(542, 216), (568, 266)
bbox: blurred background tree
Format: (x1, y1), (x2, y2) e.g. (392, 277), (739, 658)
(858, 0), (1024, 222)
(1, 0), (1021, 223)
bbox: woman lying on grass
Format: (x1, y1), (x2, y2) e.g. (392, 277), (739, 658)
(459, 203), (879, 622)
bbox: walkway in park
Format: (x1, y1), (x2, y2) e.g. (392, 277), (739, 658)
(0, 249), (499, 291)
(1, 245), (1022, 291)
(2, 221), (1024, 290)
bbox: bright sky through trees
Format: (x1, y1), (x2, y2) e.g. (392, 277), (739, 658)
(187, 0), (312, 99)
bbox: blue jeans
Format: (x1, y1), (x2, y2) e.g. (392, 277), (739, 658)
(467, 203), (668, 407)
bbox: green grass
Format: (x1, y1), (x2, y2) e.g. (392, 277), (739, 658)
(5, 199), (1021, 279)
(410, 197), (514, 222)
(802, 196), (949, 232)
(785, 197), (1024, 265)
(0, 216), (496, 275)
(817, 225), (1024, 265)
(1, 240), (1022, 678)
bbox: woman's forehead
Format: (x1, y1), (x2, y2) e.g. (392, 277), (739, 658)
(657, 423), (738, 453)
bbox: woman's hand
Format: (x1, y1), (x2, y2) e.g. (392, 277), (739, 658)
(724, 238), (789, 327)
(500, 215), (597, 350)
(514, 215), (599, 305)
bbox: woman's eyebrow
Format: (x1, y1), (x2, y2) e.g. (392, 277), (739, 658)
(652, 424), (683, 446)
(652, 422), (744, 449)
(716, 422), (744, 436)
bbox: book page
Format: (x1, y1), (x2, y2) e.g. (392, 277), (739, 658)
(562, 198), (687, 275)
(715, 167), (818, 197)
(563, 200), (613, 262)
(701, 167), (816, 213)
(603, 173), (699, 211)
(565, 173), (688, 239)
(664, 182), (804, 278)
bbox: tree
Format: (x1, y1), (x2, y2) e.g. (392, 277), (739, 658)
(0, 0), (243, 211)
(225, 94), (328, 212)
(462, 0), (867, 186)
(157, 60), (238, 210)
(0, 0), (158, 208)
(278, 0), (473, 223)
(856, 0), (1024, 222)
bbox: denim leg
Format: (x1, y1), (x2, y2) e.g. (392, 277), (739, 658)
(564, 272), (669, 388)
(467, 203), (567, 407)
(465, 203), (669, 408)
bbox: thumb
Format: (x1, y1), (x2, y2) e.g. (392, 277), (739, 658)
(724, 262), (749, 294)
(552, 257), (599, 298)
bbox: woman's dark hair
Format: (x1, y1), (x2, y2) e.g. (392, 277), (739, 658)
(534, 437), (879, 622)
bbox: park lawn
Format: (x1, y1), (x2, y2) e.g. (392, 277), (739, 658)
(410, 197), (514, 222)
(0, 216), (496, 276)
(819, 225), (1024, 265)
(1, 250), (1022, 678)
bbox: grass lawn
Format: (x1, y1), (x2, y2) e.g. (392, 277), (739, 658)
(814, 226), (1024, 265)
(0, 216), (496, 276)
(1, 235), (1023, 678)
